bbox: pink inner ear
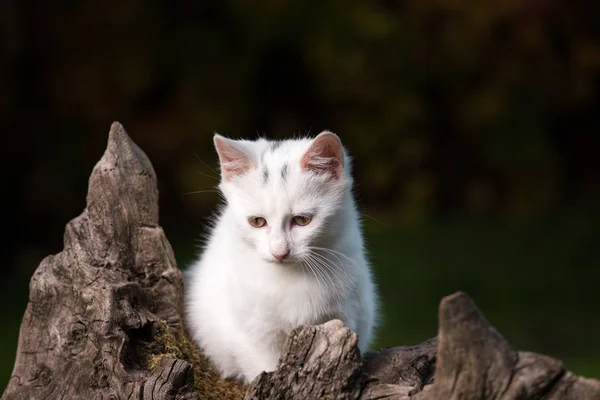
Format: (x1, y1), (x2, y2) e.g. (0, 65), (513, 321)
(214, 136), (253, 180)
(300, 133), (344, 179)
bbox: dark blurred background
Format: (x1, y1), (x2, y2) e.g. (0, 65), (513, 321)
(1, 0), (600, 390)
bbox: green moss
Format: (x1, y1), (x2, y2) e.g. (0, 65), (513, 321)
(140, 320), (245, 399)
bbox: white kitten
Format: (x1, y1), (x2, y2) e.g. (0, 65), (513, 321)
(185, 131), (378, 383)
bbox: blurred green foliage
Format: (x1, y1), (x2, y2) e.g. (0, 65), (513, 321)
(1, 0), (599, 391)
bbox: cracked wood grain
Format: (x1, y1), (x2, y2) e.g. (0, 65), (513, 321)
(246, 293), (600, 399)
(2, 123), (199, 400)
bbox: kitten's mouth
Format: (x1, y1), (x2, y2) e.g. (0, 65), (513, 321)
(266, 258), (295, 265)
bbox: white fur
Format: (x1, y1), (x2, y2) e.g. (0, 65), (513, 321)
(185, 132), (378, 383)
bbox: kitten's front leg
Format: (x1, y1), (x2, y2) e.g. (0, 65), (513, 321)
(237, 338), (282, 383)
(230, 322), (287, 383)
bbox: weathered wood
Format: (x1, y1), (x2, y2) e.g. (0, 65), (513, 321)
(2, 123), (243, 400)
(413, 293), (600, 400)
(363, 337), (437, 395)
(3, 122), (600, 400)
(245, 320), (365, 400)
(247, 293), (600, 399)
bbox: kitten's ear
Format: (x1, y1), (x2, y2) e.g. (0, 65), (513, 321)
(300, 131), (344, 179)
(214, 134), (253, 180)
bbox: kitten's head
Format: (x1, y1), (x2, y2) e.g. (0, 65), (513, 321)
(214, 132), (352, 264)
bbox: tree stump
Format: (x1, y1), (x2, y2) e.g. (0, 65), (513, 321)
(2, 123), (243, 400)
(3, 123), (599, 399)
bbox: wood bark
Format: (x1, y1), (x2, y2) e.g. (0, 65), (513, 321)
(3, 123), (600, 399)
(2, 123), (243, 400)
(248, 293), (600, 399)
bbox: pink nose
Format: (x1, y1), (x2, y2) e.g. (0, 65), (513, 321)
(271, 250), (290, 261)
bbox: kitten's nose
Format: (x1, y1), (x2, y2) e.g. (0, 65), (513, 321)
(271, 249), (290, 261)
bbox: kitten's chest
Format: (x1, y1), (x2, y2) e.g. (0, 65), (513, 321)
(235, 271), (340, 329)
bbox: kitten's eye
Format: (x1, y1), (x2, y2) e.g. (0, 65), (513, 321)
(248, 217), (267, 228)
(292, 215), (312, 226)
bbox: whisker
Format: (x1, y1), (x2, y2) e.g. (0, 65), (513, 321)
(306, 255), (334, 289)
(362, 213), (388, 227)
(306, 251), (355, 293)
(306, 247), (359, 292)
(193, 152), (221, 178)
(300, 260), (324, 296)
(182, 189), (221, 196)
(308, 246), (361, 269)
(196, 170), (220, 181)
(309, 252), (349, 284)
(310, 248), (345, 271)
(303, 258), (330, 299)
(305, 254), (340, 298)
